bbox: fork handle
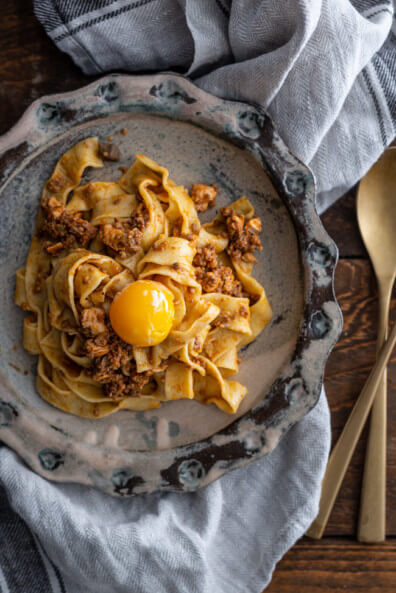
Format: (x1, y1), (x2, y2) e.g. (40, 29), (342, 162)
(357, 278), (393, 542)
(306, 321), (396, 540)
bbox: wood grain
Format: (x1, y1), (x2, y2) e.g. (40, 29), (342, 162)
(321, 188), (367, 258)
(324, 261), (396, 536)
(266, 538), (396, 593)
(0, 2), (396, 592)
(0, 0), (87, 136)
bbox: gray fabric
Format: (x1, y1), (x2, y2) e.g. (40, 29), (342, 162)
(34, 0), (396, 209)
(1, 391), (330, 593)
(0, 1), (394, 591)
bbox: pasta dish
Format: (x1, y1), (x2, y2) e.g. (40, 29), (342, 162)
(15, 137), (272, 417)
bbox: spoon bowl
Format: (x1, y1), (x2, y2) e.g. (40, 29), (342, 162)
(358, 148), (396, 278)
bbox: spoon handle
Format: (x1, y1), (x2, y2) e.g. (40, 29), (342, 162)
(306, 321), (396, 540)
(358, 277), (393, 542)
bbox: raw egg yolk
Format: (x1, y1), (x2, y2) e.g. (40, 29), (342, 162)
(109, 280), (174, 347)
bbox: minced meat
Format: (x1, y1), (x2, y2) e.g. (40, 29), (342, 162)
(83, 318), (151, 399)
(40, 195), (97, 254)
(98, 142), (121, 161)
(193, 245), (244, 297)
(80, 307), (107, 336)
(220, 207), (262, 262)
(191, 183), (217, 212)
(99, 202), (148, 259)
(99, 222), (143, 259)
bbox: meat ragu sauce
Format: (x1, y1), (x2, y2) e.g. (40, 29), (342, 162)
(40, 196), (97, 255)
(80, 307), (156, 400)
(193, 244), (246, 297)
(220, 207), (263, 263)
(34, 158), (264, 406)
(99, 201), (148, 259)
(192, 200), (263, 304)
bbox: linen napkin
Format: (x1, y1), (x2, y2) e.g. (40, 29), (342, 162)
(0, 1), (395, 592)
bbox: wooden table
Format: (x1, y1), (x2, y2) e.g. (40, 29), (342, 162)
(1, 3), (395, 591)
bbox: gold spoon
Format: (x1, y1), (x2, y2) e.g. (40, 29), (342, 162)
(356, 147), (396, 542)
(307, 148), (396, 540)
(306, 321), (396, 539)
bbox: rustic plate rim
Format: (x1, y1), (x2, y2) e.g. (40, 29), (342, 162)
(0, 73), (343, 495)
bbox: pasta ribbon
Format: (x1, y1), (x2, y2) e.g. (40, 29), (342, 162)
(15, 142), (272, 417)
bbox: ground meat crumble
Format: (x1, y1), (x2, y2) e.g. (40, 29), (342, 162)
(193, 244), (245, 297)
(81, 316), (152, 399)
(40, 196), (97, 255)
(99, 202), (148, 259)
(80, 307), (107, 336)
(99, 222), (142, 259)
(98, 142), (121, 162)
(191, 183), (217, 212)
(220, 207), (262, 263)
(46, 174), (68, 194)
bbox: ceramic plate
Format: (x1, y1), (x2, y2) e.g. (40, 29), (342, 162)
(0, 74), (342, 495)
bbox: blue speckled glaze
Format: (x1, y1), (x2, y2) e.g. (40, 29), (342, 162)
(310, 310), (333, 339)
(149, 80), (197, 105)
(243, 431), (266, 455)
(284, 170), (310, 196)
(168, 421), (180, 438)
(112, 468), (144, 496)
(0, 401), (17, 427)
(36, 102), (65, 127)
(236, 110), (266, 139)
(38, 448), (64, 471)
(308, 241), (334, 267)
(178, 459), (206, 489)
(136, 412), (158, 448)
(95, 81), (120, 103)
(0, 74), (342, 495)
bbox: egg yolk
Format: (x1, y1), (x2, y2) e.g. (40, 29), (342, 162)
(109, 280), (174, 347)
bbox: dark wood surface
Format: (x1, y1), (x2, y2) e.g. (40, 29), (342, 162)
(1, 3), (395, 591)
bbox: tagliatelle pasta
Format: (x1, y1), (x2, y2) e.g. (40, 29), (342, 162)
(15, 137), (272, 418)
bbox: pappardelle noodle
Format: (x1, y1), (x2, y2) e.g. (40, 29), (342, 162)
(15, 138), (272, 418)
